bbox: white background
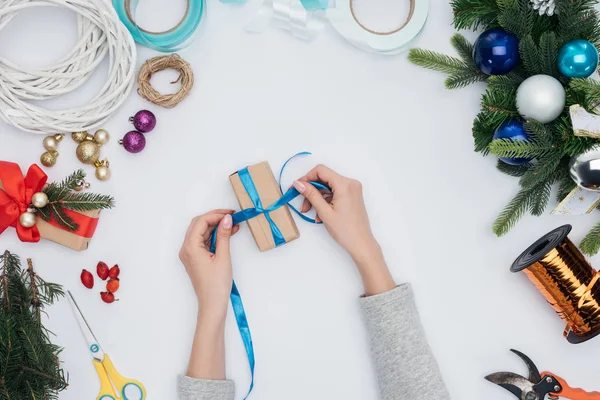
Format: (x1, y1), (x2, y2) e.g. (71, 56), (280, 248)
(1, 0), (599, 399)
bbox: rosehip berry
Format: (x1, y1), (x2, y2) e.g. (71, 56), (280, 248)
(100, 291), (116, 304)
(80, 270), (94, 289)
(106, 278), (120, 293)
(108, 264), (120, 279)
(97, 261), (109, 280)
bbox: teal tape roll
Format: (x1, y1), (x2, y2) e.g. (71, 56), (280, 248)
(113, 0), (205, 52)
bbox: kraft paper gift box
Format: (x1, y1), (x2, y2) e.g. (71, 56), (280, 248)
(229, 161), (300, 251)
(0, 180), (101, 251)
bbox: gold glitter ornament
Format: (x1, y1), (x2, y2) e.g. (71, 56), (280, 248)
(94, 159), (111, 181)
(76, 141), (100, 164)
(43, 133), (63, 151)
(40, 151), (58, 167)
(93, 129), (110, 145)
(72, 131), (89, 143)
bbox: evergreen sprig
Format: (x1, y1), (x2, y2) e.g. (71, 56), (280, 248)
(0, 251), (68, 399)
(409, 0), (600, 253)
(37, 170), (114, 232)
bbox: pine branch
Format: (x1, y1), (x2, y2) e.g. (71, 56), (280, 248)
(481, 89), (519, 121)
(523, 120), (555, 145)
(487, 73), (524, 92)
(528, 180), (554, 215)
(48, 205), (77, 232)
(580, 221), (600, 255)
(408, 49), (469, 74)
(445, 69), (488, 89)
(451, 0), (499, 30)
(54, 192), (114, 212)
(539, 31), (559, 77)
(498, 0), (534, 38)
(488, 138), (553, 158)
(496, 159), (531, 176)
(519, 35), (542, 75)
(473, 111), (500, 154)
(450, 33), (475, 66)
(518, 150), (563, 189)
(493, 187), (533, 236)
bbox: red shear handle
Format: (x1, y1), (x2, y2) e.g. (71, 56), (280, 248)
(541, 371), (600, 400)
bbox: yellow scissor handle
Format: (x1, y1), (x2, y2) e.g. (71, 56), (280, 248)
(93, 358), (117, 400)
(101, 354), (147, 400)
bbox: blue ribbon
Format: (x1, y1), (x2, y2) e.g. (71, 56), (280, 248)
(209, 153), (330, 399)
(112, 0), (205, 52)
(219, 0), (328, 11)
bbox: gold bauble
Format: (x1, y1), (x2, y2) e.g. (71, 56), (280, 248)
(19, 212), (36, 228)
(40, 151), (58, 167)
(31, 192), (48, 208)
(72, 131), (89, 143)
(94, 129), (110, 145)
(43, 134), (63, 151)
(76, 141), (100, 164)
(95, 166), (111, 181)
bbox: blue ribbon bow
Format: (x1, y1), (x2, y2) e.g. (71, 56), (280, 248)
(209, 152), (330, 399)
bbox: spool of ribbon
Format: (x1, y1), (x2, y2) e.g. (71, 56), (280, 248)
(113, 0), (205, 52)
(0, 162), (100, 243)
(512, 225), (600, 343)
(209, 152), (330, 398)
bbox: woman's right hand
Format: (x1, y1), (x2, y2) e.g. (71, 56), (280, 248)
(293, 165), (396, 295)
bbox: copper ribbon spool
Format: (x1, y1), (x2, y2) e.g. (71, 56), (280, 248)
(512, 225), (600, 343)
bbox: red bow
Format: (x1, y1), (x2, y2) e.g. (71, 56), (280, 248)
(0, 162), (47, 242)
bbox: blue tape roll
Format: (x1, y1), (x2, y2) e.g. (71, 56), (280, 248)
(113, 0), (205, 52)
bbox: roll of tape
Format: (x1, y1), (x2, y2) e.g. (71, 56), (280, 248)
(327, 0), (429, 54)
(113, 0), (205, 52)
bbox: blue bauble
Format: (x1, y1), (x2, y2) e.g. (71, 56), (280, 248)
(493, 119), (532, 165)
(473, 28), (520, 75)
(557, 39), (599, 78)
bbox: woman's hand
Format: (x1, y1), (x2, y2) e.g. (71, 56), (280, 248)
(179, 210), (239, 322)
(293, 165), (395, 296)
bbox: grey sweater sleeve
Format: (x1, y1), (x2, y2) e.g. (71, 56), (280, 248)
(360, 284), (450, 400)
(177, 284), (449, 400)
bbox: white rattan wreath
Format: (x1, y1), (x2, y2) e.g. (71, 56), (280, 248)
(0, 0), (136, 134)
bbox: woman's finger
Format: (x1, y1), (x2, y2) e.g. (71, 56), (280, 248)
(300, 164), (341, 190)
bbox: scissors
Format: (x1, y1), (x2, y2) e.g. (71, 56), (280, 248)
(67, 290), (147, 400)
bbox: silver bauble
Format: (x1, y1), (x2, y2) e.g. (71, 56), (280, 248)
(93, 129), (110, 145)
(19, 211), (36, 228)
(570, 147), (600, 191)
(31, 192), (48, 208)
(516, 74), (565, 123)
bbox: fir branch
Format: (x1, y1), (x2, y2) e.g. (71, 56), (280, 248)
(488, 138), (553, 158)
(519, 35), (542, 75)
(493, 187), (533, 236)
(539, 31), (559, 77)
(528, 180), (554, 215)
(487, 73), (524, 92)
(44, 170), (86, 203)
(36, 207), (50, 222)
(407, 49), (469, 74)
(580, 221), (600, 255)
(54, 192), (114, 212)
(450, 33), (475, 66)
(523, 120), (555, 145)
(445, 69), (488, 89)
(496, 159), (531, 176)
(556, 169), (577, 201)
(569, 78), (600, 110)
(48, 205), (77, 232)
(518, 150), (563, 189)
(481, 89), (519, 120)
(473, 112), (500, 154)
(498, 0), (534, 38)
(451, 0), (499, 30)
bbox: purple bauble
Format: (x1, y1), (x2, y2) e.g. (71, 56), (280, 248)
(119, 131), (146, 153)
(130, 110), (156, 133)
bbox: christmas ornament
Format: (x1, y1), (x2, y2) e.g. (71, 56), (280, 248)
(0, 252), (68, 398)
(81, 269), (94, 289)
(569, 147), (600, 191)
(94, 159), (111, 181)
(19, 211), (36, 228)
(72, 131), (89, 143)
(100, 291), (116, 304)
(130, 110), (156, 133)
(119, 130), (146, 153)
(40, 151), (59, 167)
(108, 264), (120, 279)
(93, 129), (110, 145)
(106, 278), (120, 293)
(557, 39), (599, 79)
(31, 192), (49, 208)
(516, 74), (565, 123)
(473, 28), (520, 75)
(530, 0), (556, 15)
(493, 119), (532, 165)
(76, 140), (101, 164)
(97, 261), (109, 280)
(43, 133), (63, 151)
(74, 180), (91, 191)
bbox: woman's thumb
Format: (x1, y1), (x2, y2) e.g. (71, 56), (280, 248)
(293, 180), (331, 219)
(215, 214), (232, 260)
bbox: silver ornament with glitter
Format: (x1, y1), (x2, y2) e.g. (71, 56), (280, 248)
(570, 147), (600, 191)
(530, 0), (556, 16)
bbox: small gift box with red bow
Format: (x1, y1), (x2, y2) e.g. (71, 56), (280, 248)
(0, 162), (114, 251)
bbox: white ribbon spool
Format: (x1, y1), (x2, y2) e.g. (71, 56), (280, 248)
(327, 0), (429, 54)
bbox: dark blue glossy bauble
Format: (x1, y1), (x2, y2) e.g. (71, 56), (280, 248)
(493, 119), (532, 165)
(473, 28), (520, 75)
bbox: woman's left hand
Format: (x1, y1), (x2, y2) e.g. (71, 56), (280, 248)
(179, 210), (240, 323)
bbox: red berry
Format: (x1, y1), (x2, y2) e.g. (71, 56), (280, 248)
(108, 264), (120, 279)
(100, 291), (116, 304)
(97, 261), (109, 280)
(106, 278), (120, 293)
(80, 270), (94, 289)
